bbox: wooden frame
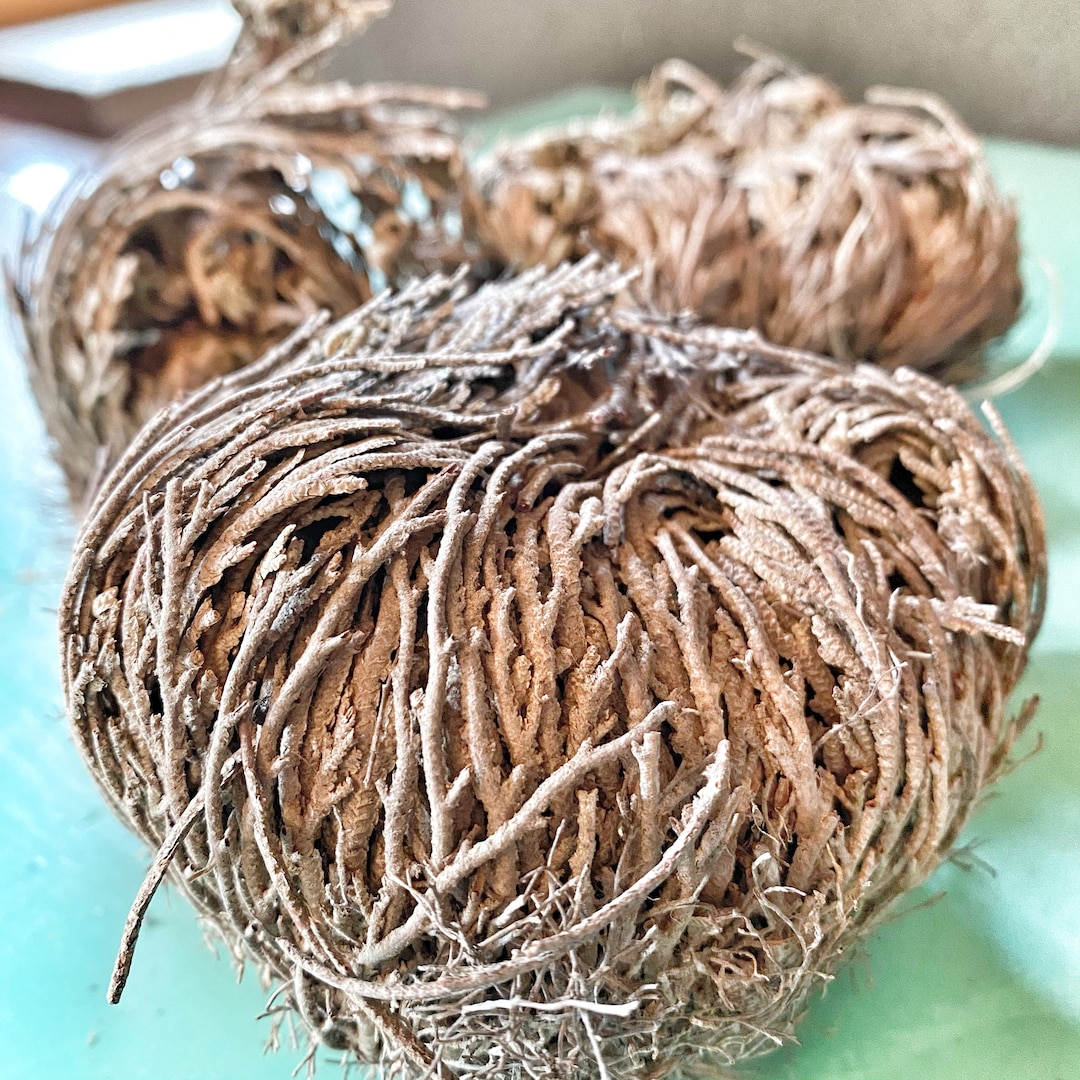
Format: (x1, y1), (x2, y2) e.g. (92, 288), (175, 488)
(0, 0), (124, 29)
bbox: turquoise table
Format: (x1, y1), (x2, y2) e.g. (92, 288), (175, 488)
(0, 103), (1077, 1080)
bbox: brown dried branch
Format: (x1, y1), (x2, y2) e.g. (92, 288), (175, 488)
(467, 52), (1021, 384)
(60, 262), (1044, 1079)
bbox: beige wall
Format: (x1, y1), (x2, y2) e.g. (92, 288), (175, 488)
(333, 0), (1079, 145)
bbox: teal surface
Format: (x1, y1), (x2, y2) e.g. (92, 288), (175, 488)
(0, 113), (1078, 1080)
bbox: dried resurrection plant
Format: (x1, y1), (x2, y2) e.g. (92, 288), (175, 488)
(62, 261), (1044, 1079)
(468, 52), (1021, 384)
(12, 0), (480, 504)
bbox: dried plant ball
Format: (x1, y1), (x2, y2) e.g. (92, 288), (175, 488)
(62, 267), (1044, 1080)
(14, 0), (480, 503)
(468, 53), (1022, 384)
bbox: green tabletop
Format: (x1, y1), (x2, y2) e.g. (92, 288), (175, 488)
(0, 105), (1077, 1080)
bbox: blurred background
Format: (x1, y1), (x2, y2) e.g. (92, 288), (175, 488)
(343, 0), (1080, 144)
(1, 0), (1074, 219)
(0, 0), (1077, 141)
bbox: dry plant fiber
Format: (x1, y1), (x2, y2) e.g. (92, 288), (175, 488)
(468, 49), (1021, 385)
(11, 0), (481, 505)
(62, 261), (1044, 1079)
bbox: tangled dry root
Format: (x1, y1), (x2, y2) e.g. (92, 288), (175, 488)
(468, 51), (1021, 385)
(12, 0), (480, 504)
(61, 262), (1043, 1079)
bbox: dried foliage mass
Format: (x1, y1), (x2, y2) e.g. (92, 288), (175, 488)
(469, 54), (1021, 384)
(13, 0), (479, 503)
(62, 262), (1044, 1079)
